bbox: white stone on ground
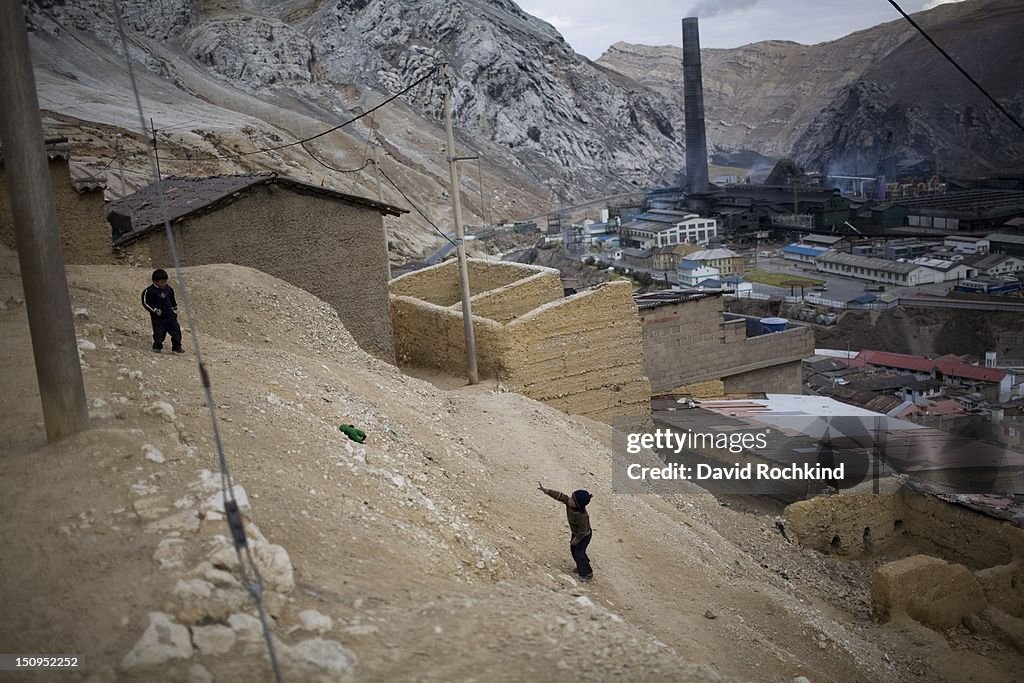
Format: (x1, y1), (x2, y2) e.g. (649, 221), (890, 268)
(285, 638), (357, 675)
(191, 624), (236, 655)
(121, 612), (194, 669)
(298, 609), (333, 634)
(146, 401), (176, 421)
(143, 444), (165, 464)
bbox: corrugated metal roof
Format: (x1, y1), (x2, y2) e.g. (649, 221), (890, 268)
(783, 244), (828, 257)
(109, 173), (407, 246)
(817, 251), (922, 274)
(986, 233), (1024, 245)
(688, 248), (738, 261)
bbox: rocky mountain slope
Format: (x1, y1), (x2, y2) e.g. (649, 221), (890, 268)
(598, 0), (1024, 178)
(4, 244), (1023, 681)
(25, 0), (683, 259)
(21, 0), (1024, 261)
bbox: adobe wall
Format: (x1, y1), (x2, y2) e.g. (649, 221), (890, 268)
(0, 161), (112, 265)
(140, 184), (395, 360)
(389, 259), (544, 307)
(390, 270), (651, 423)
(502, 281), (650, 422)
(471, 271), (563, 323)
(390, 295), (505, 378)
(784, 486), (1024, 568)
(639, 294), (814, 394)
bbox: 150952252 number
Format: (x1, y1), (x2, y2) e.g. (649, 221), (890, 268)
(0, 655), (82, 670)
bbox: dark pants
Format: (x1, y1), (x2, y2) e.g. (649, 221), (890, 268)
(151, 315), (182, 351)
(571, 532), (593, 578)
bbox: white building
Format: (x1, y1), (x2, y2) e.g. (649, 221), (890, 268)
(968, 253), (1024, 276)
(676, 260), (719, 287)
(619, 209), (719, 249)
(910, 257), (978, 282)
(944, 235), (989, 254)
(782, 243), (831, 264)
(815, 252), (936, 286)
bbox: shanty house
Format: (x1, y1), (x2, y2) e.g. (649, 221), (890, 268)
(108, 173), (406, 360)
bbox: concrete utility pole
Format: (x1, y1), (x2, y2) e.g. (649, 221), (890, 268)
(441, 61), (479, 385)
(0, 1), (90, 442)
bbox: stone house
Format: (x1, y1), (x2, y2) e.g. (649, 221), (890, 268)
(108, 173), (406, 360)
(0, 141), (111, 264)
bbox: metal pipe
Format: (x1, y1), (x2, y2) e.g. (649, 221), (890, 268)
(0, 1), (89, 442)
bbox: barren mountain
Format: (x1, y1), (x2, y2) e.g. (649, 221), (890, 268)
(598, 0), (1024, 178)
(25, 0), (683, 259)
(21, 0), (1024, 261)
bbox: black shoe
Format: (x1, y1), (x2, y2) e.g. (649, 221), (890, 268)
(172, 347), (185, 354)
(152, 348), (162, 353)
(580, 574), (594, 582)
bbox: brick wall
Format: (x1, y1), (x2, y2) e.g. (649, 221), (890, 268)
(390, 295), (505, 377)
(723, 361), (803, 394)
(640, 294), (814, 394)
(389, 258), (549, 307)
(503, 281), (650, 422)
(139, 184), (395, 360)
(471, 271), (563, 323)
(1, 160), (112, 265)
(390, 269), (650, 423)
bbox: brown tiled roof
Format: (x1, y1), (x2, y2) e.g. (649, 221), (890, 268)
(108, 173), (407, 246)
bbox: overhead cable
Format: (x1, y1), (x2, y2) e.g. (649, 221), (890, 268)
(887, 0), (1024, 136)
(111, 2), (284, 680)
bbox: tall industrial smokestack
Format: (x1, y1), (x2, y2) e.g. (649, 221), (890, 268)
(682, 17), (709, 196)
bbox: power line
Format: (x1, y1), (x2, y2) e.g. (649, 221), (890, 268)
(887, 0), (1024, 136)
(301, 142), (372, 174)
(378, 165), (458, 247)
(159, 66), (439, 162)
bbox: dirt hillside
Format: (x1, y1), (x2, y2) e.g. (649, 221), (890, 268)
(1, 244), (1020, 682)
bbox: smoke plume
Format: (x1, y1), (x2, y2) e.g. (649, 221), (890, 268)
(687, 0), (761, 19)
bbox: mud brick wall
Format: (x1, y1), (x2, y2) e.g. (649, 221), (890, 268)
(1, 160), (112, 265)
(502, 281), (650, 422)
(390, 268), (651, 423)
(390, 259), (546, 307)
(785, 487), (1024, 567)
(390, 295), (505, 378)
(639, 294), (814, 394)
(471, 271), (563, 323)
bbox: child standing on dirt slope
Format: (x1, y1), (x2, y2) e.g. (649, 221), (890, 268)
(538, 482), (594, 581)
(142, 268), (183, 354)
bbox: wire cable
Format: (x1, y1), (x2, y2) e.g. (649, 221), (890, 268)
(111, 3), (284, 680)
(887, 0), (1024, 136)
(301, 142), (372, 174)
(378, 165), (459, 247)
(159, 66), (439, 162)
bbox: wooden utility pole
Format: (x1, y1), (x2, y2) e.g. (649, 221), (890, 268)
(115, 133), (127, 199)
(442, 62), (479, 385)
(374, 145), (391, 280)
(150, 118), (162, 181)
(0, 1), (89, 442)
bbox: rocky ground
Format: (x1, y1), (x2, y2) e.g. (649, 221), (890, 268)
(1, 244), (1021, 682)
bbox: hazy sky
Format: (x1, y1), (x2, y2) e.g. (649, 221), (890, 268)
(524, 0), (970, 59)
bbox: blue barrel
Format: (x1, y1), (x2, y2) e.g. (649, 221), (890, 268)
(760, 317), (789, 334)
